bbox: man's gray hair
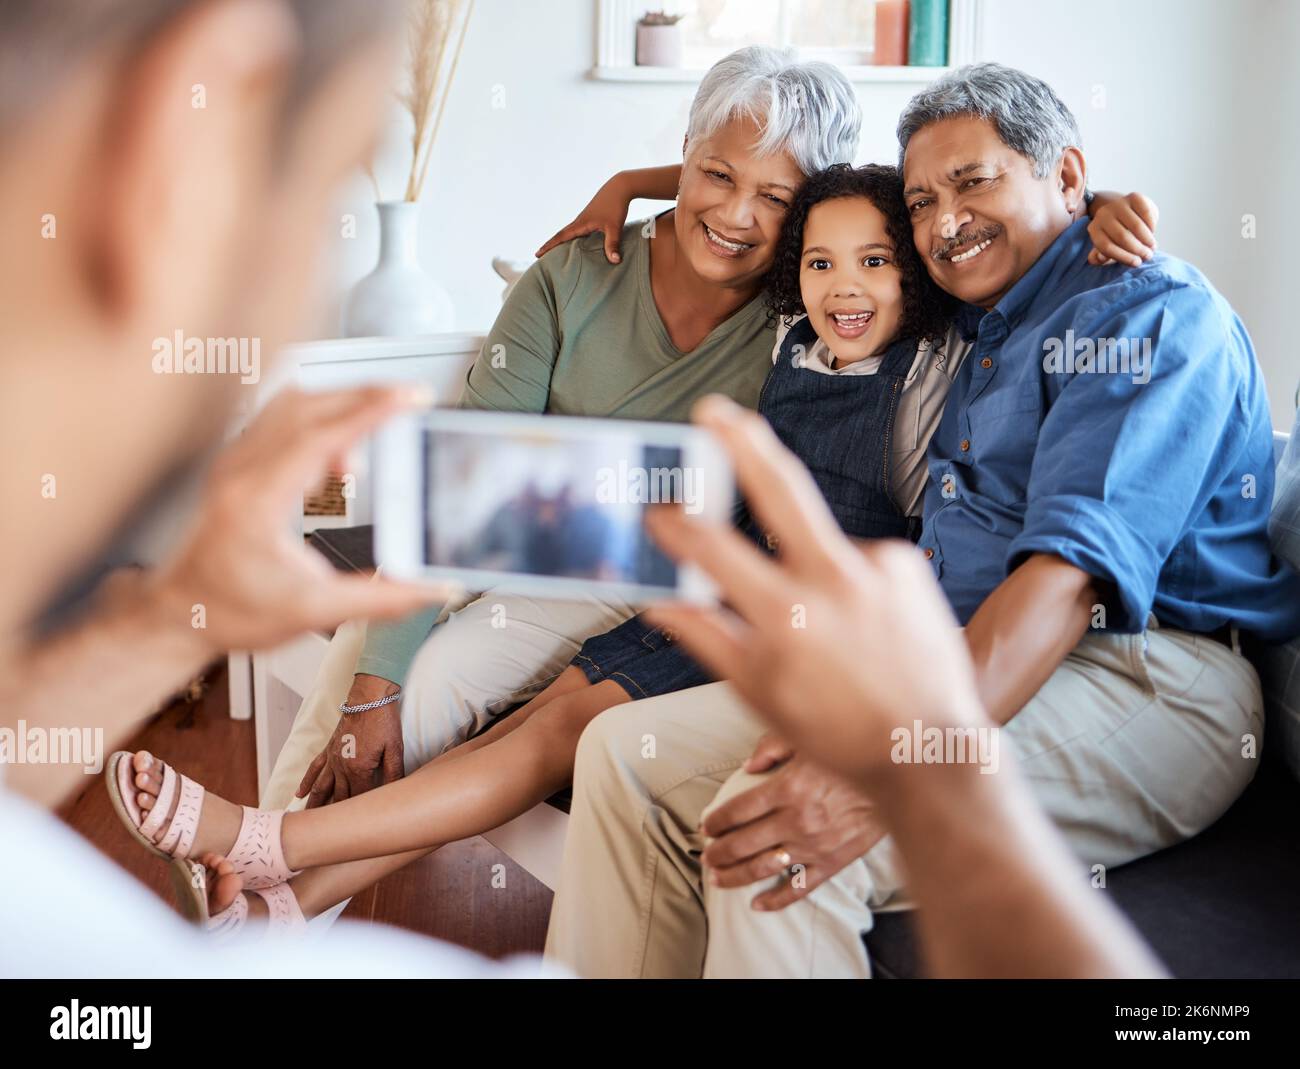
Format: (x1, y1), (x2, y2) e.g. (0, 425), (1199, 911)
(896, 63), (1082, 177)
(686, 46), (861, 176)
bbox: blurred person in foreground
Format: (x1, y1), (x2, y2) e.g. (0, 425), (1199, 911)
(0, 0), (542, 976)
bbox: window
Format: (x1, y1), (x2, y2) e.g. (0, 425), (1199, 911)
(594, 0), (984, 82)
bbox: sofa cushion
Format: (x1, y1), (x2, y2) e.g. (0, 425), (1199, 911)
(866, 761), (1300, 978)
(1256, 417), (1300, 780)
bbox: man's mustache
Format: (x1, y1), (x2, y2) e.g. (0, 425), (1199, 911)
(931, 224), (1002, 262)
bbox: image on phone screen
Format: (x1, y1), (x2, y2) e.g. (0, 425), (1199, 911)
(424, 428), (694, 589)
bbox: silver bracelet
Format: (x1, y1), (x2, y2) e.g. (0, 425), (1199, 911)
(339, 691), (401, 715)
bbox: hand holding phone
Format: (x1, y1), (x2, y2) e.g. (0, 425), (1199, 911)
(374, 410), (734, 604)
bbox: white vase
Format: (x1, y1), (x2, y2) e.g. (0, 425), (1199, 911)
(342, 201), (454, 337)
(636, 23), (683, 67)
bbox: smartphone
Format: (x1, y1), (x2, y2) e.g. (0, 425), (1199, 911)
(373, 409), (734, 604)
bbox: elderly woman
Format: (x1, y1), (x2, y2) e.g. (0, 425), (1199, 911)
(206, 47), (865, 917)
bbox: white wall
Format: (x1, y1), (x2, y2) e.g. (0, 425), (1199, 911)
(324, 0), (1298, 428)
(1228, 0), (1300, 430)
(982, 0), (1298, 430)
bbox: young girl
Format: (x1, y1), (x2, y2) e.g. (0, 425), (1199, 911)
(106, 165), (1147, 935)
(569, 163), (954, 704)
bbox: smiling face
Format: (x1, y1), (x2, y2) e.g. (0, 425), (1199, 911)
(902, 115), (1084, 308)
(799, 196), (905, 365)
(675, 114), (806, 290)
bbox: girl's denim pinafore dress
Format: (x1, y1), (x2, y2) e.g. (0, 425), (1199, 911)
(571, 317), (920, 700)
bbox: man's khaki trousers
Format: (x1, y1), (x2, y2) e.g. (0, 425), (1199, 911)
(544, 622), (1265, 978)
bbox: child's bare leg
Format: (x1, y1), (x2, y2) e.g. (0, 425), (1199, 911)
(129, 668), (591, 863)
(278, 675), (631, 869)
(421, 665), (594, 765)
(126, 667), (628, 906)
(287, 849), (435, 917)
(282, 667), (599, 916)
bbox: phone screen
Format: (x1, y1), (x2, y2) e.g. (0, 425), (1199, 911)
(422, 425), (700, 589)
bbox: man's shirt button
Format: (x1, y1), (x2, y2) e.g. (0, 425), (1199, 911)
(980, 357), (993, 369)
(924, 548), (935, 560)
(960, 438), (971, 452)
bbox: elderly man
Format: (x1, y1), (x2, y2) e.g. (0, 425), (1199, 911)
(544, 63), (1300, 978)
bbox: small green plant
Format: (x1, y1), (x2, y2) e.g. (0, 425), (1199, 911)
(638, 10), (685, 27)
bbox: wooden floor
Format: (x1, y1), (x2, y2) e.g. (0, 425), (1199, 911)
(58, 664), (553, 958)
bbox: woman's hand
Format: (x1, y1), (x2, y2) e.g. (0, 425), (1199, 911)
(645, 396), (986, 786)
(1086, 190), (1159, 267)
(535, 172), (636, 264)
(297, 673), (405, 807)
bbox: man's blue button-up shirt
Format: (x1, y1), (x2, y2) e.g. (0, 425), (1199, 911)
(921, 217), (1300, 642)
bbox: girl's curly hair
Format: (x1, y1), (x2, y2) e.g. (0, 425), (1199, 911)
(765, 162), (955, 346)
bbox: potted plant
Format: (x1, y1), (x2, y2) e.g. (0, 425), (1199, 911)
(636, 10), (685, 67)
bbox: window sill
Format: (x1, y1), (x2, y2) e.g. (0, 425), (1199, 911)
(588, 64), (951, 85)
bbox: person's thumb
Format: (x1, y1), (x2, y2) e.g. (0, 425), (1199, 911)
(745, 732), (795, 772)
(296, 751), (327, 798)
(603, 226), (622, 264)
(1133, 192), (1159, 231)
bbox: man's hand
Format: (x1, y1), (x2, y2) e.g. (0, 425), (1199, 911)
(701, 732), (886, 911)
(297, 673), (405, 807)
(146, 386), (456, 653)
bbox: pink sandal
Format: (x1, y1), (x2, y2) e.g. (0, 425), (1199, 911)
(178, 860), (307, 938)
(106, 750), (303, 923)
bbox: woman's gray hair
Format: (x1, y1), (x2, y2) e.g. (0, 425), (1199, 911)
(686, 46), (861, 176)
(896, 63), (1082, 177)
